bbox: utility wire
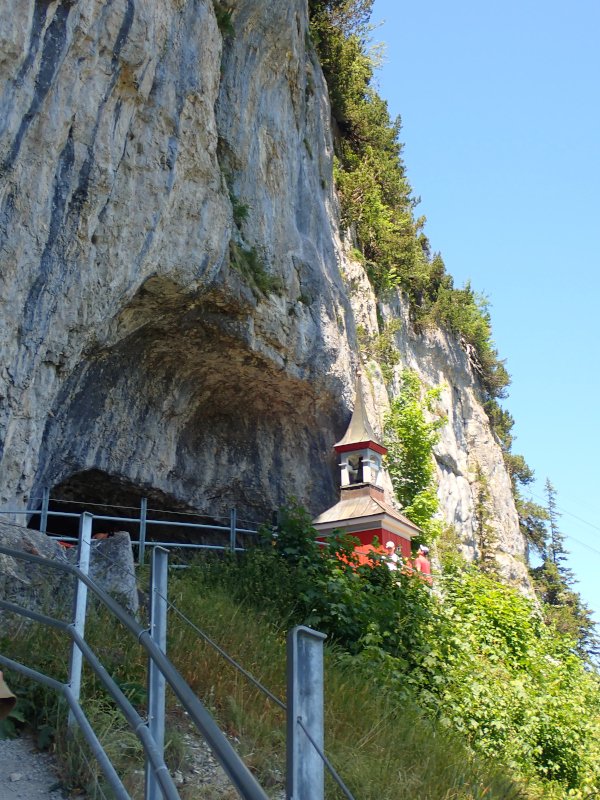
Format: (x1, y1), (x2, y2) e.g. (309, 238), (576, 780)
(163, 597), (286, 711)
(528, 490), (600, 535)
(525, 491), (600, 557)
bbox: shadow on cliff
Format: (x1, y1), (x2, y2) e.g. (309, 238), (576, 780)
(31, 276), (347, 526)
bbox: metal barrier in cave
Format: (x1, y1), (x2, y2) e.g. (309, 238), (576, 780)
(2, 487), (260, 564)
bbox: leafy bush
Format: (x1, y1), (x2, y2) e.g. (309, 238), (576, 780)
(394, 564), (600, 793)
(171, 565), (527, 800)
(229, 240), (283, 297)
(200, 504), (600, 795)
(385, 370), (445, 540)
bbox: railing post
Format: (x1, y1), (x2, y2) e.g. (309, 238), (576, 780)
(139, 496), (148, 565)
(40, 486), (50, 534)
(229, 507), (237, 553)
(145, 547), (168, 800)
(68, 511), (93, 729)
(286, 625), (327, 800)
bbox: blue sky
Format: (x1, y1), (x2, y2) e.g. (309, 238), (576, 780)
(370, 0), (600, 625)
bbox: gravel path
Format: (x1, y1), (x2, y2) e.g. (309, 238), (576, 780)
(0, 735), (68, 800)
(0, 721), (285, 799)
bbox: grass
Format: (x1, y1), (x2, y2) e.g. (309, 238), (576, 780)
(168, 571), (528, 799)
(2, 567), (533, 799)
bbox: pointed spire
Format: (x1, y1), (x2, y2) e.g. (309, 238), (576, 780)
(334, 370), (385, 451)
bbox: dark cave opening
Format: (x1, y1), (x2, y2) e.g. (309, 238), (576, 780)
(27, 469), (256, 552)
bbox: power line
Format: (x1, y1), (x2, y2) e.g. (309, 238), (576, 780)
(528, 490), (600, 534)
(525, 490), (600, 557)
(561, 535), (600, 558)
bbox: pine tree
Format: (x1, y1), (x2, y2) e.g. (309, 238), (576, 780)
(545, 478), (574, 585)
(530, 479), (599, 661)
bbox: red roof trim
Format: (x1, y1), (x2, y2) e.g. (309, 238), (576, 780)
(334, 441), (388, 456)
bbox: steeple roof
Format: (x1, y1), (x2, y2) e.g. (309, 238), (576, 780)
(334, 372), (385, 452)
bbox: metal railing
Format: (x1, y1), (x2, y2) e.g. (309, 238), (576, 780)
(0, 487), (360, 800)
(0, 511), (358, 800)
(0, 489), (259, 564)
(0, 513), (269, 800)
(80, 536), (358, 800)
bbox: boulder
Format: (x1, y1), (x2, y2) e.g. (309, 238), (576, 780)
(0, 520), (71, 622)
(0, 521), (139, 621)
(64, 531), (139, 616)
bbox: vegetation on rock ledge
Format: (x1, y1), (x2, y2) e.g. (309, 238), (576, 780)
(384, 370), (445, 542)
(308, 0), (579, 612)
(308, 0), (509, 405)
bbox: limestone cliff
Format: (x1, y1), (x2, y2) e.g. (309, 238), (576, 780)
(0, 0), (529, 587)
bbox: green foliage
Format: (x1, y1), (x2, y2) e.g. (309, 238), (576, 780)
(516, 495), (549, 554)
(4, 505), (599, 797)
(363, 563), (600, 794)
(384, 370), (445, 539)
(200, 502), (433, 656)
(527, 480), (600, 662)
(170, 562), (527, 800)
(483, 398), (546, 561)
(229, 240), (283, 298)
(425, 282), (511, 402)
(230, 191), (249, 229)
(225, 178), (282, 299)
(309, 3), (510, 406)
(213, 1), (234, 37)
(472, 462), (498, 574)
(544, 479), (571, 578)
(485, 399), (516, 451)
(357, 319), (401, 384)
(202, 505), (600, 794)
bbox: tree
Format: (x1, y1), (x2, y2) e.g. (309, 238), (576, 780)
(308, 1), (511, 407)
(544, 478), (574, 583)
(529, 479), (599, 661)
(384, 371), (445, 540)
(515, 495), (548, 555)
(473, 463), (497, 574)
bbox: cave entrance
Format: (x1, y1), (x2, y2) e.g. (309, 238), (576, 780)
(27, 470), (247, 552)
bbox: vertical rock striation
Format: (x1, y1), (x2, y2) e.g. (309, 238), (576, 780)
(0, 0), (529, 586)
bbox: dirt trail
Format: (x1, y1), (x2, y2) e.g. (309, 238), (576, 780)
(0, 735), (68, 800)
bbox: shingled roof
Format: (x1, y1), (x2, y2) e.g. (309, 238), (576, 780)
(313, 485), (420, 536)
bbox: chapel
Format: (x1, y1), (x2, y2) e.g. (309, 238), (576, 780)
(312, 373), (420, 560)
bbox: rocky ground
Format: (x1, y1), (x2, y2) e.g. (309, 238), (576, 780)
(0, 735), (68, 800)
(170, 714), (285, 800)
(0, 718), (285, 799)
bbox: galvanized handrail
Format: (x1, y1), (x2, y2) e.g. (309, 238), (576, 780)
(0, 653), (131, 800)
(0, 495), (259, 564)
(0, 542), (269, 800)
(0, 508), (357, 800)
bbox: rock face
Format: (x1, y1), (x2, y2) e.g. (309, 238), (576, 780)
(0, 1), (528, 586)
(0, 521), (139, 618)
(0, 520), (71, 620)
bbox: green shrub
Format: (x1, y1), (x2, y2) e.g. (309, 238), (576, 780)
(198, 503), (600, 794)
(385, 370), (445, 540)
(229, 241), (283, 298)
(213, 1), (234, 37)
